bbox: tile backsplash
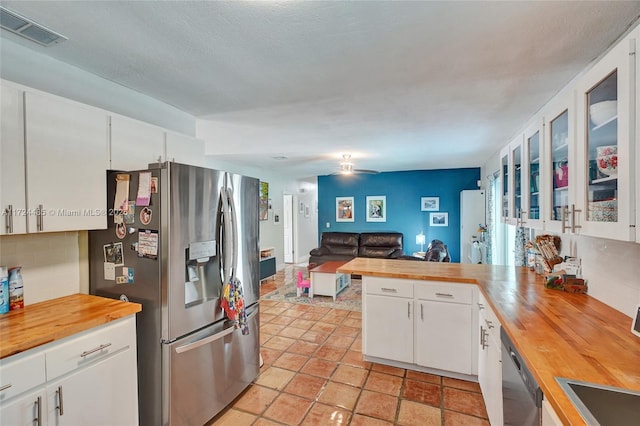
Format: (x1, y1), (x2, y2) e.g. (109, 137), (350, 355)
(0, 232), (85, 305)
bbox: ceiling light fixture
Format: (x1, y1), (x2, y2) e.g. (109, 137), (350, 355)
(0, 6), (68, 46)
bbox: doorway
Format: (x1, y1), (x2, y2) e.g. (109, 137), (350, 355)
(283, 194), (294, 263)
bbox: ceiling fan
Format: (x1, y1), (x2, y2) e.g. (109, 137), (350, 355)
(332, 154), (379, 175)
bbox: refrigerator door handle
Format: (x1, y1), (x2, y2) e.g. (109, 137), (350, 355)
(226, 187), (239, 280)
(220, 188), (232, 284)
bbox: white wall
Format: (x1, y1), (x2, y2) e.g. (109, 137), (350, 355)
(201, 132), (318, 268)
(0, 232), (85, 305)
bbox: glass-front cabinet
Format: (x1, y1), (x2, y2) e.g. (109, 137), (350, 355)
(500, 147), (510, 223)
(575, 33), (635, 241)
(543, 88), (575, 234)
(511, 142), (523, 224)
(522, 118), (544, 230)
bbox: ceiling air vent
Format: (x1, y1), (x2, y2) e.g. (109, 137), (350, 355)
(0, 6), (67, 46)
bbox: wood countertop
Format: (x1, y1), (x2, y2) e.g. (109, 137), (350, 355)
(339, 258), (640, 426)
(0, 293), (142, 359)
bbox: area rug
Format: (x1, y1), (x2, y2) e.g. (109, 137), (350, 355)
(261, 277), (362, 312)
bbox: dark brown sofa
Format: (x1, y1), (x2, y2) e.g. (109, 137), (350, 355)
(309, 232), (404, 267)
(309, 233), (451, 268)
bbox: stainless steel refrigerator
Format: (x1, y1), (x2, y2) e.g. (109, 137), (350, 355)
(89, 162), (260, 426)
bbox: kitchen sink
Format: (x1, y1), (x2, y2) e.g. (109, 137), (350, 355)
(556, 377), (640, 425)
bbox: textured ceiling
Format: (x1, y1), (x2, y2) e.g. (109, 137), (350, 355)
(2, 1), (640, 178)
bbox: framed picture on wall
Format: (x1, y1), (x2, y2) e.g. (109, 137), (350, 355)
(421, 196), (439, 211)
(336, 196), (354, 222)
(429, 212), (448, 227)
(366, 196), (386, 222)
(259, 181), (269, 221)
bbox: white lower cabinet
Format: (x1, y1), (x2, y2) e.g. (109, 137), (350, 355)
(47, 349), (136, 425)
(1, 388), (46, 426)
(478, 294), (503, 426)
(363, 277), (477, 376)
(0, 316), (138, 426)
(363, 277), (414, 363)
(416, 300), (473, 374)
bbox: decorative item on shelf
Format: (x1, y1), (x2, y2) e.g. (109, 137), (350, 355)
(476, 224), (487, 242)
(595, 145), (618, 177)
(554, 160), (568, 188)
(416, 232), (426, 252)
(589, 100), (617, 127)
(530, 171), (539, 193)
(588, 199), (618, 222)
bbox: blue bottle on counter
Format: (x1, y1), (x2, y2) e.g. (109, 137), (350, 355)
(0, 266), (9, 314)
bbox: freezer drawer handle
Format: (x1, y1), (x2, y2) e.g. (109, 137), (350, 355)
(80, 342), (112, 357)
(175, 309), (259, 354)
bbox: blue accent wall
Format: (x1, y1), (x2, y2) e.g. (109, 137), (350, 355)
(317, 168), (480, 263)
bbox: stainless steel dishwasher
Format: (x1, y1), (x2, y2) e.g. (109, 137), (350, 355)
(501, 328), (543, 425)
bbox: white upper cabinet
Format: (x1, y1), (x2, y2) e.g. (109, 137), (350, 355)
(522, 117), (544, 230)
(575, 31), (636, 242)
(500, 146), (510, 224)
(165, 131), (205, 167)
(110, 115), (165, 171)
(542, 88), (576, 234)
(500, 135), (525, 226)
(0, 82), (27, 235)
(24, 91), (108, 232)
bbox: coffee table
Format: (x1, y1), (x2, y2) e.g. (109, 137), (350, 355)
(309, 260), (351, 301)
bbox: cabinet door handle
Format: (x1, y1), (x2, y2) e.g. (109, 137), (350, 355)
(0, 383), (12, 392)
(5, 204), (13, 233)
(381, 288), (397, 293)
(407, 302), (411, 318)
(37, 204), (44, 232)
(481, 326), (489, 350)
(420, 303), (424, 321)
(435, 292), (453, 298)
(35, 396), (42, 426)
(80, 342), (112, 357)
(571, 204), (582, 232)
(485, 319), (494, 329)
(56, 385), (64, 416)
(478, 303), (485, 310)
(561, 205), (569, 233)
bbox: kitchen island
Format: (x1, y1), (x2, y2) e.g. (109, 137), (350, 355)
(338, 258), (640, 426)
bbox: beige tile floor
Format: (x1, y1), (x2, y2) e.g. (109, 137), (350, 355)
(209, 267), (490, 426)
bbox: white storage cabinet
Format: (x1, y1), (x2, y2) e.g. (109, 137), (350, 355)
(110, 115), (165, 171)
(363, 277), (414, 364)
(477, 293), (503, 426)
(0, 316), (138, 426)
(0, 82), (27, 235)
(415, 282), (476, 375)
